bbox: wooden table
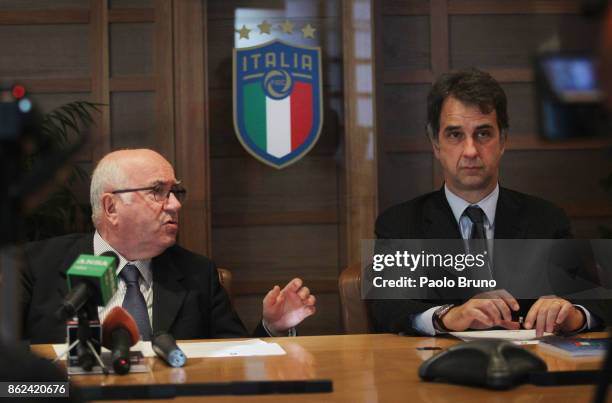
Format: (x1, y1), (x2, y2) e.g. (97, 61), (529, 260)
(32, 333), (606, 403)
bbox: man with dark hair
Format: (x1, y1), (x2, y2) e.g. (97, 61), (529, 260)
(370, 68), (602, 336)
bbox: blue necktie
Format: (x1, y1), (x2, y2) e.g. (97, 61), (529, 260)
(120, 264), (152, 341)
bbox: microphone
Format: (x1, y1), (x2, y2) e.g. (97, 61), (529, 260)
(102, 307), (140, 375)
(152, 332), (187, 368)
(56, 253), (118, 320)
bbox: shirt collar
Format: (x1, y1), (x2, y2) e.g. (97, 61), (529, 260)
(444, 183), (499, 227)
(93, 231), (152, 287)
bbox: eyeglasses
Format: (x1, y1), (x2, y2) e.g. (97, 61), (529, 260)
(111, 183), (187, 203)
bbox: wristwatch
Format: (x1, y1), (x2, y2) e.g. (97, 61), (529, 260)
(432, 304), (455, 333)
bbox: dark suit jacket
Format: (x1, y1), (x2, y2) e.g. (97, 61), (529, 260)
(21, 233), (265, 344)
(368, 186), (605, 334)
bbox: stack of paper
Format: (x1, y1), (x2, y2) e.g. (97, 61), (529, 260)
(449, 329), (553, 345)
(53, 338), (286, 360)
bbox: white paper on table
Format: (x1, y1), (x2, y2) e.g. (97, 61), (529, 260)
(449, 329), (553, 345)
(53, 338), (286, 359)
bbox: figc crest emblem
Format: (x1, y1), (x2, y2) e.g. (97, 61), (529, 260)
(233, 39), (323, 169)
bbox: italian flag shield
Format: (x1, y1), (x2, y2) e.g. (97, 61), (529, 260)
(233, 40), (323, 169)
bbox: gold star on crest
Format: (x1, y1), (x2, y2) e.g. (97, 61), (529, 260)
(258, 20), (272, 34)
(301, 23), (316, 39)
(236, 25), (251, 39)
(280, 20), (294, 34)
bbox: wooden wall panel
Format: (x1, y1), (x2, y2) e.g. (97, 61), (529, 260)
(381, 16), (430, 71)
(110, 91), (156, 149)
(212, 225), (339, 283)
(109, 22), (153, 76)
(449, 15), (599, 69)
(381, 83), (430, 137)
(500, 150), (612, 206)
(0, 24), (89, 79)
(27, 92), (92, 114)
(174, 0), (209, 256)
(379, 152), (433, 211)
(108, 0), (151, 8)
(211, 157), (338, 218)
(0, 1), (88, 10)
(502, 83), (537, 135)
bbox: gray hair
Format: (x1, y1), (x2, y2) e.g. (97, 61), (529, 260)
(90, 157), (130, 227)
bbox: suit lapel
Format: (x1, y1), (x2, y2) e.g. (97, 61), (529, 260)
(494, 188), (525, 238)
(422, 188), (462, 238)
(56, 234), (94, 299)
(152, 249), (186, 334)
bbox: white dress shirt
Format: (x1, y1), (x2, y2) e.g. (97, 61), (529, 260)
(94, 231), (154, 327)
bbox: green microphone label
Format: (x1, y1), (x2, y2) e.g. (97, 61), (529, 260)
(67, 254), (118, 305)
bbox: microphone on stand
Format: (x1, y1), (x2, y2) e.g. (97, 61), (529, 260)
(152, 332), (187, 368)
(102, 307), (140, 375)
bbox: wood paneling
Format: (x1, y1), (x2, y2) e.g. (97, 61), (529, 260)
(0, 9), (89, 24)
(500, 150), (612, 206)
(153, 0), (174, 163)
(108, 8), (154, 23)
(0, 1), (88, 9)
(214, 211), (338, 227)
(211, 156), (338, 216)
(381, 84), (430, 137)
(382, 0), (430, 16)
(109, 0), (152, 8)
(378, 152), (434, 211)
(0, 24), (89, 78)
(110, 91), (156, 149)
(381, 16), (430, 71)
(109, 76), (155, 91)
(173, 0), (209, 256)
(109, 22), (153, 76)
(14, 78), (90, 93)
(30, 92), (92, 115)
(430, 0), (449, 75)
(89, 0), (110, 161)
(341, 0), (378, 266)
(448, 0), (581, 15)
(211, 225), (339, 282)
(450, 15), (598, 69)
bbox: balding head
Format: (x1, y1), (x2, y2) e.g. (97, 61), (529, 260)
(90, 149), (181, 260)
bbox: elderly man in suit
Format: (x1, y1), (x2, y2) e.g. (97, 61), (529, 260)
(21, 149), (316, 343)
(370, 68), (603, 337)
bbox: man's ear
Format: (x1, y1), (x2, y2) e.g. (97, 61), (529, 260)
(427, 124), (440, 159)
(499, 129), (508, 155)
(102, 193), (119, 225)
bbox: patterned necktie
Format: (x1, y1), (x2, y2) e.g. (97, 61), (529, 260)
(120, 264), (152, 341)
